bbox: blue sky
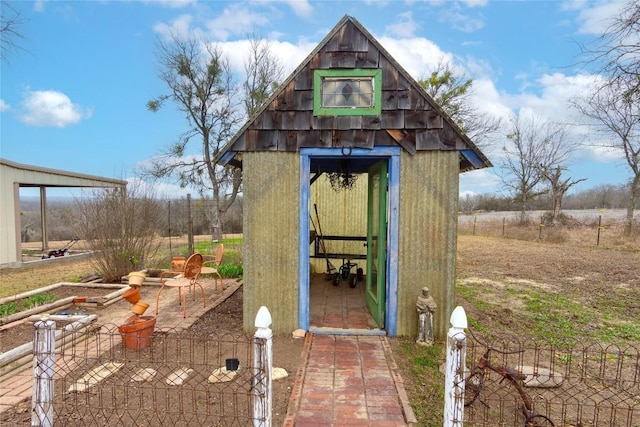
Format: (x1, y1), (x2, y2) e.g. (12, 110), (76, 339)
(0, 0), (633, 199)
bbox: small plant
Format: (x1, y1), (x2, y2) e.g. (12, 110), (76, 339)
(0, 302), (18, 317)
(22, 293), (55, 309)
(218, 263), (243, 278)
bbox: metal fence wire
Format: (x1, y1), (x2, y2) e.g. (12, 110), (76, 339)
(46, 323), (261, 426)
(457, 335), (640, 427)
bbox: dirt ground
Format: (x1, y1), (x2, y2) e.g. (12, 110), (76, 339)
(454, 234), (639, 341)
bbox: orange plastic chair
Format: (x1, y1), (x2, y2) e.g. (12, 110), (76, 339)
(201, 244), (224, 291)
(156, 252), (205, 318)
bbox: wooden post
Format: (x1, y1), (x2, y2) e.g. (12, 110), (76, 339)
(443, 306), (468, 427)
(187, 194), (194, 254)
(253, 306), (272, 427)
(32, 318), (56, 427)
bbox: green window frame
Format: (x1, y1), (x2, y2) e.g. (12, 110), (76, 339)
(313, 69), (382, 116)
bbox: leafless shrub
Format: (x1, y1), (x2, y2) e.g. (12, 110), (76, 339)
(74, 183), (164, 282)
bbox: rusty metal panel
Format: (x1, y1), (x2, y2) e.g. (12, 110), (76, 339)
(242, 152), (300, 334)
(395, 150), (459, 338)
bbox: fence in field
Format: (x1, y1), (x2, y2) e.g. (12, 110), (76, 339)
(22, 308), (273, 427)
(458, 209), (637, 246)
(444, 306), (640, 427)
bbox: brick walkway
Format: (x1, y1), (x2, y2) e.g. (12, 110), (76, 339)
(284, 334), (416, 426)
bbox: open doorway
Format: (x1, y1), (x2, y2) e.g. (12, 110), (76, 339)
(298, 147), (400, 335)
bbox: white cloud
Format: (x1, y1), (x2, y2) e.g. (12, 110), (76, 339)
(461, 0), (488, 7)
(377, 36), (451, 78)
(141, 0), (196, 8)
(153, 14), (194, 40)
(573, 1), (625, 35)
(219, 38), (316, 80)
(284, 0), (313, 17)
(33, 0), (45, 12)
(204, 4), (270, 41)
(385, 11), (419, 38)
(460, 168), (501, 196)
(19, 90), (91, 128)
(0, 99), (10, 112)
(440, 9), (485, 33)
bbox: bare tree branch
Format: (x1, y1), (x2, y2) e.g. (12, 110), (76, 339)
(0, 1), (28, 62)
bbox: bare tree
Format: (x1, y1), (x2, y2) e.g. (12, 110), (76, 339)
(571, 80), (639, 235)
(0, 1), (27, 62)
(243, 35), (284, 117)
(540, 165), (586, 223)
(500, 113), (572, 224)
(591, 1), (640, 103)
(419, 60), (501, 147)
(146, 33), (242, 241)
(572, 0), (640, 236)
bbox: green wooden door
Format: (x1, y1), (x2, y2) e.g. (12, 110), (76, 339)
(365, 160), (388, 328)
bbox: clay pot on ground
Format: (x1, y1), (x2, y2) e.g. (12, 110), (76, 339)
(128, 271), (146, 287)
(131, 301), (149, 315)
(171, 256), (186, 272)
(122, 287), (141, 304)
(118, 315), (156, 350)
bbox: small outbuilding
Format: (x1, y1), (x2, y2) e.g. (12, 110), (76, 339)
(216, 16), (491, 338)
(0, 158), (127, 266)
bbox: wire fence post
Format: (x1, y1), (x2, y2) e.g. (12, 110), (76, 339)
(253, 306), (273, 427)
(597, 214), (602, 246)
(32, 318), (56, 427)
(443, 306), (468, 427)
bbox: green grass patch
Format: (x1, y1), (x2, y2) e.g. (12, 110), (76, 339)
(0, 302), (18, 317)
(217, 263), (243, 278)
(458, 279), (637, 347)
(394, 339), (445, 426)
(0, 293), (56, 317)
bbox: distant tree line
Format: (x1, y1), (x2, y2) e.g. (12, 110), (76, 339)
(459, 183), (636, 215)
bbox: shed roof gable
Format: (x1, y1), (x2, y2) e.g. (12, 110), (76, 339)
(216, 15), (491, 172)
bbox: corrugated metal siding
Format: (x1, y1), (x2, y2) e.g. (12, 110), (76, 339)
(310, 175), (368, 273)
(243, 152), (300, 334)
(396, 151), (459, 338)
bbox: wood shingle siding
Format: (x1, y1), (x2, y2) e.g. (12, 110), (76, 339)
(216, 15), (491, 170)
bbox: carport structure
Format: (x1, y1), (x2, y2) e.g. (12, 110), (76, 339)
(0, 158), (127, 266)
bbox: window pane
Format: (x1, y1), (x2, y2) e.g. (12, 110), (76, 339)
(321, 78), (374, 108)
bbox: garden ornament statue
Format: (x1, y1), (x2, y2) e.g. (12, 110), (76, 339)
(416, 287), (437, 346)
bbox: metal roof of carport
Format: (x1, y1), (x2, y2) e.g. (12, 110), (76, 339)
(0, 158), (127, 266)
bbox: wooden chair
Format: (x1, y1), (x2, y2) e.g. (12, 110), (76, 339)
(156, 252), (206, 318)
(201, 244), (224, 291)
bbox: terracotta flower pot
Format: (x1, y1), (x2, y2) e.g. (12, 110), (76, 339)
(131, 301), (149, 315)
(171, 256), (186, 272)
(118, 315), (156, 350)
(128, 271), (146, 287)
(122, 287), (141, 304)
